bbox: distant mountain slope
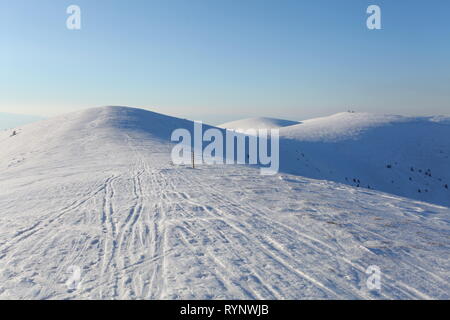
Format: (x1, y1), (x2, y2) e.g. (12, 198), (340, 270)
(0, 112), (44, 130)
(219, 117), (300, 130)
(279, 112), (450, 207)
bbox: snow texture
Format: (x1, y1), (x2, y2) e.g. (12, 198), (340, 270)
(0, 106), (448, 299)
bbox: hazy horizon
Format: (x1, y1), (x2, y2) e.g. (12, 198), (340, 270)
(0, 112), (45, 130)
(3, 105), (450, 131)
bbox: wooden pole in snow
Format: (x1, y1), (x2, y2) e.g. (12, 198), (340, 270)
(192, 150), (195, 169)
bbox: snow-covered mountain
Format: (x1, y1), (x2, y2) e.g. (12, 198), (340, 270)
(0, 106), (448, 299)
(278, 112), (450, 207)
(219, 117), (300, 130)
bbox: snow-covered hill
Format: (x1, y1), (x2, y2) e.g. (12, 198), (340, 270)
(278, 112), (450, 207)
(0, 106), (449, 299)
(219, 117), (300, 130)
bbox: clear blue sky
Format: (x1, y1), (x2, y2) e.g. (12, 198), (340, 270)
(1, 0), (449, 124)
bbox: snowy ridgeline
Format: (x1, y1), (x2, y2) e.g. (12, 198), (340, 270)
(0, 106), (448, 299)
(220, 112), (450, 207)
(284, 114), (450, 207)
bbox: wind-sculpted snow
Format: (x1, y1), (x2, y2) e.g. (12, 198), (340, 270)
(0, 107), (449, 299)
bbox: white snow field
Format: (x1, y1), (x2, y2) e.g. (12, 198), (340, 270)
(219, 117), (300, 130)
(0, 106), (449, 299)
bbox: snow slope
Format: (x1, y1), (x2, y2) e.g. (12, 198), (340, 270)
(219, 117), (300, 130)
(278, 112), (450, 207)
(0, 106), (449, 299)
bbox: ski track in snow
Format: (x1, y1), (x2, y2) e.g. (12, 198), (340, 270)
(0, 108), (449, 299)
